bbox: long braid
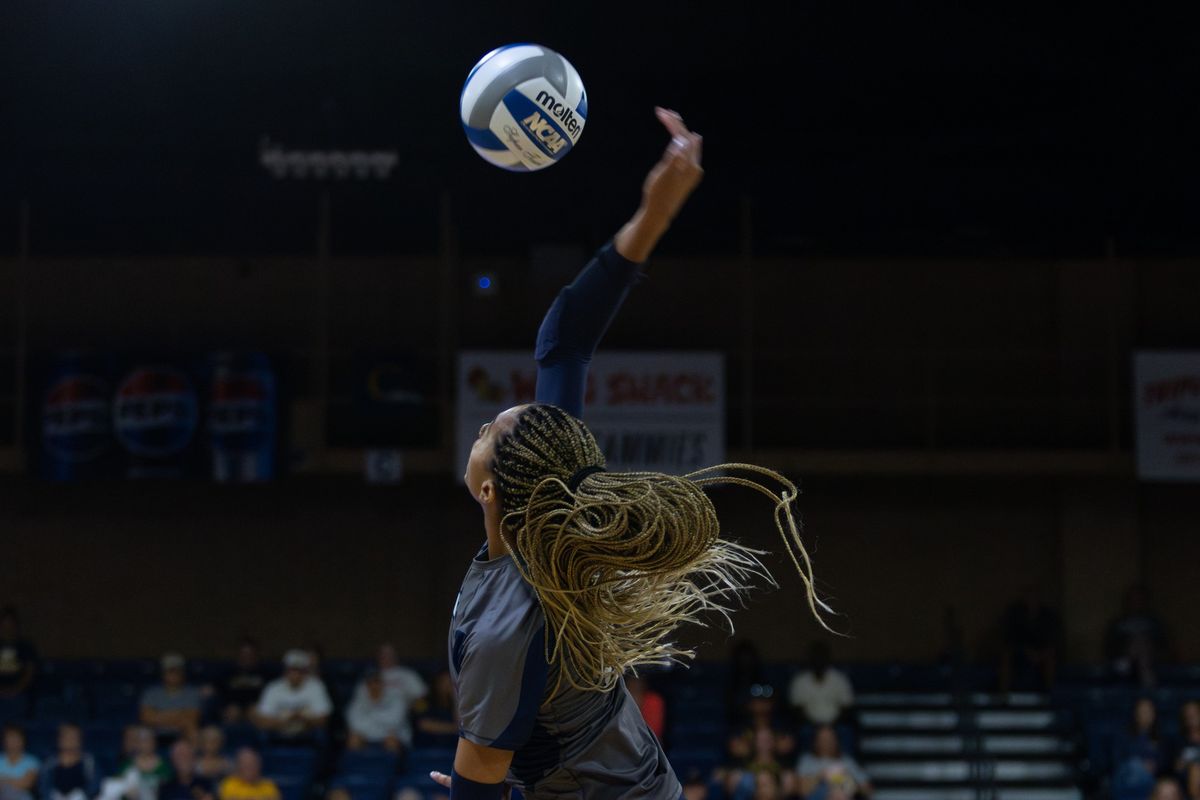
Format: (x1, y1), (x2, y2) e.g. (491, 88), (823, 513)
(491, 404), (833, 693)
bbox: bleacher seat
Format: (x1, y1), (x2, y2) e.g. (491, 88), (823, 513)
(90, 683), (141, 721)
(404, 747), (454, 780)
(332, 774), (393, 800)
(262, 747), (318, 780)
(269, 774), (308, 800)
(339, 748), (397, 778)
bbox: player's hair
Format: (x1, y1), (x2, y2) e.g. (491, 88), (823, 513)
(491, 403), (831, 693)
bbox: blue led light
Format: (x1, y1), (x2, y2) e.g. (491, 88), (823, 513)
(478, 276), (492, 289)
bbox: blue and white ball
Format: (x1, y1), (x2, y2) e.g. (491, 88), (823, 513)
(460, 44), (587, 172)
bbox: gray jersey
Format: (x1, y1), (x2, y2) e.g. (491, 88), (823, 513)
(449, 546), (681, 800)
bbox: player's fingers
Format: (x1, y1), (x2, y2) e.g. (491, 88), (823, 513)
(689, 133), (703, 164)
(656, 107), (689, 139)
(430, 772), (453, 789)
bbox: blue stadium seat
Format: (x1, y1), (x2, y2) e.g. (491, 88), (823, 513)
(262, 747), (318, 780)
(81, 724), (122, 762)
(338, 748), (397, 779)
(24, 720), (59, 757)
(91, 683), (141, 721)
(667, 746), (723, 776)
(268, 775), (309, 800)
(404, 747), (454, 779)
(33, 693), (89, 722)
(332, 774), (393, 800)
(222, 723), (262, 751)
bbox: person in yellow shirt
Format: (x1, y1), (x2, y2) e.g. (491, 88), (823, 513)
(217, 749), (280, 800)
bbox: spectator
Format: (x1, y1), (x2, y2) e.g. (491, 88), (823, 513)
(158, 741), (213, 800)
(413, 670), (459, 749)
(1106, 585), (1169, 688)
(1152, 777), (1184, 800)
(626, 675), (666, 740)
(788, 642), (855, 726)
(724, 727), (797, 800)
(39, 723), (98, 800)
(250, 650), (331, 739)
(345, 669), (405, 753)
(0, 609), (37, 720)
(680, 768), (710, 800)
(219, 640), (269, 725)
(375, 644), (427, 709)
(1114, 697), (1167, 800)
(751, 771), (783, 800)
(0, 726), (39, 800)
(217, 749), (279, 800)
(999, 585), (1061, 693)
(195, 728), (233, 783)
(140, 653), (203, 741)
(99, 726), (169, 800)
(796, 725), (873, 800)
(722, 685), (796, 795)
(1172, 701), (1200, 781)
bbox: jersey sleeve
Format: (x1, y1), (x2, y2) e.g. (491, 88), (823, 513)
(534, 241), (644, 418)
(455, 598), (549, 750)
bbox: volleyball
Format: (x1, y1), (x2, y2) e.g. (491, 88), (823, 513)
(459, 44), (587, 172)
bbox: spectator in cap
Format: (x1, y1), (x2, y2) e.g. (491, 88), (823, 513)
(140, 653), (203, 742)
(250, 650), (331, 739)
(345, 668), (406, 753)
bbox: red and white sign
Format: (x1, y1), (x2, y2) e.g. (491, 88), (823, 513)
(456, 351), (724, 481)
(1134, 351), (1200, 482)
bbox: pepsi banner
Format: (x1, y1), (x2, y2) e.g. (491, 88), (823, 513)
(1134, 351), (1200, 482)
(455, 351), (725, 482)
(209, 353), (277, 483)
(34, 352), (279, 482)
(39, 354), (118, 481)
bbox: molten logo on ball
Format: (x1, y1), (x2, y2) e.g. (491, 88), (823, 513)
(534, 91), (583, 139)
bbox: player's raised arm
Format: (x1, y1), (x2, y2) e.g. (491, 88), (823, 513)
(533, 107), (704, 418)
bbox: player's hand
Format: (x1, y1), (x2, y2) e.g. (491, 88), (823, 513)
(640, 107), (704, 225)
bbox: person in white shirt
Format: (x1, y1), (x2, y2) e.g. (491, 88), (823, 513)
(376, 644), (427, 707)
(345, 669), (406, 753)
(250, 650), (331, 738)
(374, 643), (427, 745)
(788, 642), (854, 726)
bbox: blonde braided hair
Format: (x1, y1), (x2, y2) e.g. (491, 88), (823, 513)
(492, 403), (832, 693)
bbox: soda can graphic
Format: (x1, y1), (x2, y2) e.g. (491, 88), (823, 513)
(40, 356), (112, 481)
(113, 365), (199, 478)
(209, 352), (276, 483)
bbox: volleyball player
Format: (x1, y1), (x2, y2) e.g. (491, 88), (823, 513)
(434, 108), (827, 800)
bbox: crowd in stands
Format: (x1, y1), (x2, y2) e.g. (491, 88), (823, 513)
(0, 583), (1196, 800)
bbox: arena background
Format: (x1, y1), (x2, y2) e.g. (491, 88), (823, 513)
(1, 3), (1198, 800)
